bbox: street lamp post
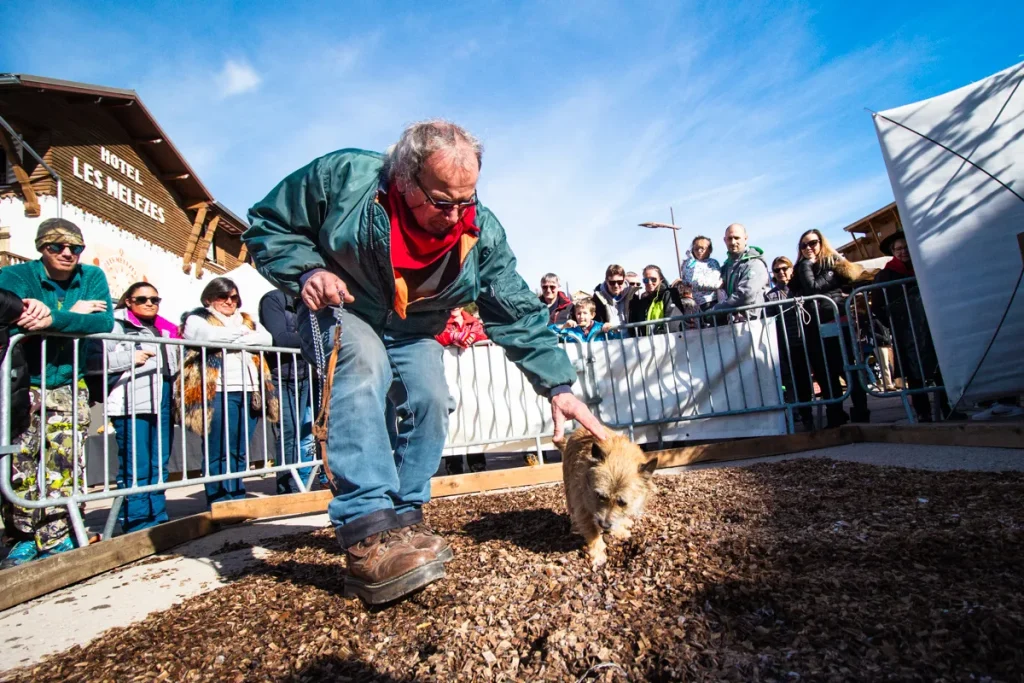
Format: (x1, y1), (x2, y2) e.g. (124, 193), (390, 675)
(639, 207), (684, 280)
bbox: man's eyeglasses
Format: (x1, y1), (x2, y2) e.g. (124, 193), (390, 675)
(642, 277), (659, 284)
(43, 243), (84, 256)
(772, 267), (791, 274)
(414, 175), (477, 213)
(800, 238), (821, 250)
(606, 279), (625, 287)
(541, 285), (558, 290)
(131, 296), (162, 305)
(215, 294), (241, 304)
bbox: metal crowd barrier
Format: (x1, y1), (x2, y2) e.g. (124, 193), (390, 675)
(582, 294), (853, 437)
(845, 277), (947, 422)
(1, 294), (862, 548)
(0, 331), (321, 548)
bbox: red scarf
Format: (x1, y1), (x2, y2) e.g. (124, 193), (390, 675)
(383, 186), (478, 270)
(884, 257), (914, 277)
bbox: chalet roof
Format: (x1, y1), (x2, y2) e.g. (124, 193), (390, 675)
(0, 73), (246, 234)
(839, 201), (898, 235)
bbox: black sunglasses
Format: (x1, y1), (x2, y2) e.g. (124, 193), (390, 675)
(131, 296), (162, 305)
(606, 279), (625, 286)
(772, 266), (791, 274)
(541, 285), (558, 290)
(414, 175), (477, 212)
(215, 294), (241, 304)
(800, 238), (821, 249)
(43, 243), (84, 256)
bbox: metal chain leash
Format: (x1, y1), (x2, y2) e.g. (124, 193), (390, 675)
(310, 304), (345, 487)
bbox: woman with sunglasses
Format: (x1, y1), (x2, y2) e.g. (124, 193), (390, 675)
(627, 265), (683, 337)
(789, 229), (869, 428)
(92, 282), (179, 531)
(180, 277), (278, 506)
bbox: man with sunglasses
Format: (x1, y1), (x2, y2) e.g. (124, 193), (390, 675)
(592, 264), (638, 327)
(0, 218), (113, 568)
(538, 273), (574, 325)
(245, 120), (607, 604)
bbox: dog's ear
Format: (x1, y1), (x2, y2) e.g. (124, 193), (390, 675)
(638, 456), (658, 478)
(590, 441), (607, 464)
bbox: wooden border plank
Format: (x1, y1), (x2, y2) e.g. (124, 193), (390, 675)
(852, 423), (1023, 449)
(655, 428), (857, 468)
(0, 512), (213, 613)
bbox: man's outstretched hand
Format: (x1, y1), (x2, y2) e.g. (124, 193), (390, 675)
(551, 392), (609, 445)
(302, 271), (355, 311)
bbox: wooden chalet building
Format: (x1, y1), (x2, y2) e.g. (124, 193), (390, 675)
(0, 73), (251, 318)
(836, 202), (903, 262)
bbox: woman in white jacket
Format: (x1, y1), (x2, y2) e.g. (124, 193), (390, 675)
(93, 282), (180, 532)
(680, 235), (723, 312)
(179, 277), (278, 506)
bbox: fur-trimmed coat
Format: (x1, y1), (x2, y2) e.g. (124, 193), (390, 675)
(790, 256), (865, 323)
(176, 308), (279, 434)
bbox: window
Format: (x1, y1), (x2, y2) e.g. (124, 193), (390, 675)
(206, 233), (220, 264)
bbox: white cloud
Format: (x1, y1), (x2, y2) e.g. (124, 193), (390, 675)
(216, 59), (261, 98)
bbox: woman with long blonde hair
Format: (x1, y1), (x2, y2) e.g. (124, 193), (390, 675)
(789, 228), (869, 428)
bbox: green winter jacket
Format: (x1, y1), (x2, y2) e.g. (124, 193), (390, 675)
(0, 259), (114, 387)
(244, 149), (576, 396)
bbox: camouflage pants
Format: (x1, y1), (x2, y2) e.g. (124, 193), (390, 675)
(1, 385), (89, 551)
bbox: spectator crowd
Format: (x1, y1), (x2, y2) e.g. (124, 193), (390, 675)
(0, 215), (1020, 569)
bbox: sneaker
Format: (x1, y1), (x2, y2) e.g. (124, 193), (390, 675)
(36, 536), (76, 560)
(0, 540), (39, 569)
(971, 404), (1024, 421)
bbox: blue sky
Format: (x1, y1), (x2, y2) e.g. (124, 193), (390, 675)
(2, 0), (1021, 292)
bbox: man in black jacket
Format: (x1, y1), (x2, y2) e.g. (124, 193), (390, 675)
(259, 289), (316, 494)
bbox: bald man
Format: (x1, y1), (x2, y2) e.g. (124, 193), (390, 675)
(710, 223), (770, 319)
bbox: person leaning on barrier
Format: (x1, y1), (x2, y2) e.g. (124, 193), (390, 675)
(873, 231), (966, 422)
(709, 224), (770, 321)
(592, 264), (637, 327)
(0, 218), (113, 568)
(789, 229), (869, 428)
(259, 289), (317, 495)
(179, 277), (278, 507)
(628, 265), (684, 337)
(680, 235), (723, 311)
(539, 273), (574, 326)
(88, 282), (179, 533)
(764, 256), (814, 428)
(244, 119), (607, 604)
(550, 296), (617, 342)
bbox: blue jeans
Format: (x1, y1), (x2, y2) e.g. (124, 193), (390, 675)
(204, 392), (258, 506)
(299, 308), (449, 547)
(112, 382), (172, 532)
(273, 375), (315, 494)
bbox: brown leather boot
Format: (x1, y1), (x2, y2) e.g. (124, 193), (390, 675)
(400, 522), (454, 563)
(344, 529), (445, 605)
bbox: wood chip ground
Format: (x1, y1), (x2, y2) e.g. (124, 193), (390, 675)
(4, 459), (1023, 682)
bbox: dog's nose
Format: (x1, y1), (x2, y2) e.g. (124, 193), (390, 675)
(598, 519), (612, 531)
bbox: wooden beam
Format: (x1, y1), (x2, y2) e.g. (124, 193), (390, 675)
(182, 204), (208, 273)
(0, 512), (214, 613)
(192, 214), (222, 278)
(655, 428), (857, 469)
(851, 423), (1024, 449)
(161, 173), (190, 181)
(237, 243), (249, 264)
(0, 127), (41, 217)
(134, 137), (164, 144)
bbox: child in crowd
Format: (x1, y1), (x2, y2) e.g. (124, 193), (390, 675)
(550, 297), (617, 342)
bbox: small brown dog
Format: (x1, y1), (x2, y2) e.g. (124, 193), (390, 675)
(560, 426), (658, 568)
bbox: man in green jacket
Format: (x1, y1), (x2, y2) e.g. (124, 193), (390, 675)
(0, 218), (113, 568)
(246, 120), (607, 604)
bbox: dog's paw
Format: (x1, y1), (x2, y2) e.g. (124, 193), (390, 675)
(589, 552), (608, 570)
(609, 527), (632, 541)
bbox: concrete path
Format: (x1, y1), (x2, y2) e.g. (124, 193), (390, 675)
(1, 442), (1022, 673)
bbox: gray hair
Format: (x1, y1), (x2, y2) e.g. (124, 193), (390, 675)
(541, 272), (560, 284)
(385, 119), (483, 187)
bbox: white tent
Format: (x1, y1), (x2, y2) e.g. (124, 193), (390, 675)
(873, 61), (1024, 406)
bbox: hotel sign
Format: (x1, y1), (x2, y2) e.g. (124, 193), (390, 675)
(71, 146), (167, 223)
